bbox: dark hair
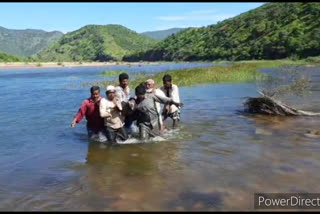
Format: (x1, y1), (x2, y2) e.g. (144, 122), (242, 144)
(119, 73), (129, 82)
(162, 74), (172, 82)
(139, 81), (147, 88)
(90, 86), (100, 94)
(135, 84), (146, 96)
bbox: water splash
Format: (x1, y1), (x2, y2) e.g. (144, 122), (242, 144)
(89, 131), (107, 143)
(116, 135), (167, 145)
(89, 126), (185, 145)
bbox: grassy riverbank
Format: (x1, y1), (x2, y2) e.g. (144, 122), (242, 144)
(84, 59), (311, 89)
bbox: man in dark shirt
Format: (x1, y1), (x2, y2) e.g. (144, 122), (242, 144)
(128, 84), (183, 141)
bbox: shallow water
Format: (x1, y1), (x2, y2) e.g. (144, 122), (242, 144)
(0, 63), (319, 211)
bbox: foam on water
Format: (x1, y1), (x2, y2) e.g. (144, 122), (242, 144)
(117, 135), (167, 145)
(118, 127), (185, 144)
(89, 131), (107, 143)
(88, 127), (183, 145)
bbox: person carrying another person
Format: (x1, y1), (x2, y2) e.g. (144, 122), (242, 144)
(71, 86), (105, 139)
(128, 84), (183, 141)
(115, 73), (135, 132)
(99, 85), (128, 144)
(160, 74), (181, 129)
(145, 79), (167, 133)
(115, 73), (131, 103)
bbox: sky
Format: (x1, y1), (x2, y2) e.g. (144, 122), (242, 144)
(0, 3), (265, 33)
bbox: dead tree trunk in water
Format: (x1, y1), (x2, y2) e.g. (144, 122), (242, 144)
(244, 91), (320, 116)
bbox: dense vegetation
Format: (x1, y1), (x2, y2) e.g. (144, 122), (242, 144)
(141, 28), (185, 40)
(123, 3), (320, 62)
(0, 52), (25, 62)
(0, 26), (63, 57)
(34, 25), (158, 62)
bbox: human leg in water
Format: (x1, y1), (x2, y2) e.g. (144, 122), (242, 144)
(115, 126), (128, 142)
(172, 119), (178, 129)
(139, 124), (158, 141)
(171, 111), (180, 129)
(105, 126), (117, 144)
(121, 101), (135, 135)
(139, 125), (150, 141)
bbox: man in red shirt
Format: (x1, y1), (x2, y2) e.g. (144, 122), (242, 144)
(71, 86), (105, 139)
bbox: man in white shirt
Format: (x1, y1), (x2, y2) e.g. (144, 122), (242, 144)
(100, 85), (128, 144)
(115, 73), (134, 132)
(145, 79), (166, 132)
(160, 74), (181, 129)
(115, 73), (130, 103)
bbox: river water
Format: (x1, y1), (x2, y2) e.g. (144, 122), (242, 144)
(0, 63), (319, 211)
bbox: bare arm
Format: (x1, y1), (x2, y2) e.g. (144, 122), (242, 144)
(71, 100), (87, 127)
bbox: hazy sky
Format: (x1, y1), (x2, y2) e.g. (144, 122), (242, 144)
(0, 3), (265, 33)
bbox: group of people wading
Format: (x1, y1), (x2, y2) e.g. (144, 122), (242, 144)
(71, 73), (183, 144)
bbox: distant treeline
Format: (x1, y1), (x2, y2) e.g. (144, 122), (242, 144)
(123, 3), (320, 61)
(33, 25), (157, 62)
(0, 52), (25, 62)
(1, 3), (319, 63)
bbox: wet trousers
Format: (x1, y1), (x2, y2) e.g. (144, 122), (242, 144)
(105, 126), (128, 144)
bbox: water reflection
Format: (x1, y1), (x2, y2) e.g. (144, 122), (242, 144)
(83, 138), (185, 211)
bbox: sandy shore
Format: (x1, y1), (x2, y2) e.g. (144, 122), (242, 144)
(0, 61), (161, 69)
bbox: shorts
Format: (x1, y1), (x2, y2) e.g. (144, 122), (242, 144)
(162, 110), (180, 121)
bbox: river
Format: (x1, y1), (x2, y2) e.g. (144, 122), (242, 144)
(0, 63), (319, 211)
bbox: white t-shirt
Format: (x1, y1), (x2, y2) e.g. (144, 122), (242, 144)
(160, 84), (180, 113)
(99, 97), (124, 129)
(115, 85), (130, 103)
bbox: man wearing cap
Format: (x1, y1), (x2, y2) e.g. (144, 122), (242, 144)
(129, 84), (183, 141)
(71, 86), (105, 139)
(100, 85), (128, 144)
(145, 79), (167, 132)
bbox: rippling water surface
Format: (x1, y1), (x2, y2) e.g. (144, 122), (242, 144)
(0, 63), (319, 211)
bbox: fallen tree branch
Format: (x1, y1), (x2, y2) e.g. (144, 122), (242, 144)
(244, 91), (320, 116)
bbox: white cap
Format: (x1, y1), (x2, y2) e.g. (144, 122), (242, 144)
(146, 79), (155, 84)
(106, 85), (115, 92)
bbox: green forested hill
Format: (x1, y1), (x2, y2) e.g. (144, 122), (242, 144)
(0, 52), (25, 62)
(123, 3), (320, 61)
(0, 26), (63, 57)
(34, 24), (158, 62)
(141, 28), (185, 40)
